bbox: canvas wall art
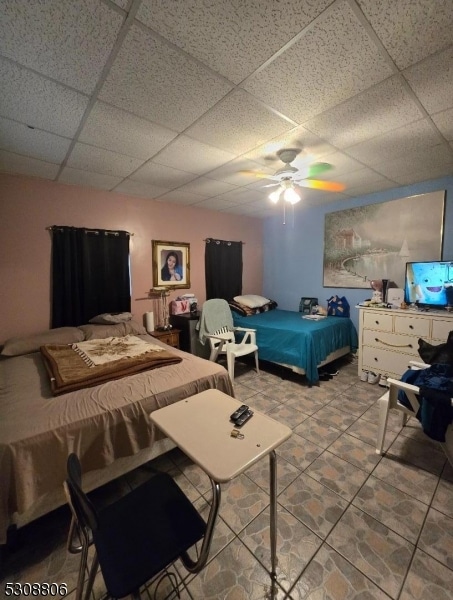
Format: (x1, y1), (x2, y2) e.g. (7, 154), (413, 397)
(323, 191), (445, 288)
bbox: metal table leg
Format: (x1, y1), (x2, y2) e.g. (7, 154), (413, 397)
(269, 450), (278, 580)
(181, 479), (221, 573)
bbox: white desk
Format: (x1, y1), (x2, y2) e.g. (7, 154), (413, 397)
(150, 389), (292, 579)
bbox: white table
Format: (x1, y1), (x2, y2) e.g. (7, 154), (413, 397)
(150, 388), (292, 579)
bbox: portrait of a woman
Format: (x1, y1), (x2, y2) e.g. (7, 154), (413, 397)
(161, 250), (183, 281)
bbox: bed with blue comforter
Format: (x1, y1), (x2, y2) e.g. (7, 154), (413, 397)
(231, 309), (358, 383)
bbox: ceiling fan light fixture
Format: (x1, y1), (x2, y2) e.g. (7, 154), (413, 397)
(284, 186), (300, 204)
(269, 188), (282, 203)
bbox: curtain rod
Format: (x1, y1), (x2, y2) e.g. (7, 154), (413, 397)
(47, 226), (134, 236)
(204, 238), (244, 244)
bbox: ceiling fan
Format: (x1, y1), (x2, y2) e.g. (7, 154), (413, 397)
(242, 148), (345, 204)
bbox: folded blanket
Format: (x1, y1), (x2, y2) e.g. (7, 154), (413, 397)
(41, 340), (182, 395)
(72, 335), (164, 367)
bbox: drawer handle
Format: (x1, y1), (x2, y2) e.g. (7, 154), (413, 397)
(375, 337), (413, 348)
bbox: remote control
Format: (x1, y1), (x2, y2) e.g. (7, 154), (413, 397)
(234, 409), (254, 428)
(230, 404), (249, 422)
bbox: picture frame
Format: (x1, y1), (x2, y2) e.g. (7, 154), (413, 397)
(323, 191), (445, 289)
(152, 240), (190, 289)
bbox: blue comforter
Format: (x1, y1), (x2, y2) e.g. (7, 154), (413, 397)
(232, 309), (358, 383)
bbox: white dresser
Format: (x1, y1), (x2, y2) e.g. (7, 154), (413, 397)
(357, 306), (453, 378)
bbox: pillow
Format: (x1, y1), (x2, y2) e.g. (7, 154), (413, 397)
(228, 300), (256, 316)
(1, 327), (84, 357)
(89, 312), (133, 325)
(233, 294), (270, 309)
(79, 320), (146, 341)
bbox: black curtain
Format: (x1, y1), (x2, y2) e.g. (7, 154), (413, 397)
(51, 226), (131, 327)
(205, 238), (243, 300)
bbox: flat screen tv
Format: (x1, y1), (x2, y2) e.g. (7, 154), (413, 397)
(404, 260), (453, 309)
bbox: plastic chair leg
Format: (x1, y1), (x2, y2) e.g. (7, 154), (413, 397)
(254, 351), (259, 375)
(227, 355), (235, 381)
(376, 392), (390, 455)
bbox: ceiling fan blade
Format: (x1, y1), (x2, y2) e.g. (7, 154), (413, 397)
(239, 170), (274, 179)
(293, 162), (333, 180)
(297, 179), (345, 192)
(262, 182), (281, 188)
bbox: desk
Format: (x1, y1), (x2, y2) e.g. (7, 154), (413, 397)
(150, 389), (292, 580)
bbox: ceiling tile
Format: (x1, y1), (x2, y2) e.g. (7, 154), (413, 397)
(79, 102), (178, 160)
(357, 0), (453, 69)
(176, 177), (239, 197)
(372, 143), (453, 181)
(404, 47), (453, 115)
(185, 89), (294, 154)
(432, 108), (453, 141)
(243, 1), (393, 123)
(0, 149), (59, 180)
(156, 189), (205, 205)
(330, 167), (394, 188)
(342, 179), (396, 197)
(215, 187), (267, 204)
(304, 75), (424, 148)
(136, 0), (333, 84)
(113, 179), (170, 199)
(191, 197), (240, 210)
(99, 23), (233, 131)
(58, 167), (123, 190)
(67, 142), (145, 177)
(151, 136), (236, 175)
(0, 58), (88, 138)
(130, 162), (196, 188)
(0, 0), (124, 93)
(344, 119), (444, 166)
(0, 117), (71, 163)
(391, 163), (453, 186)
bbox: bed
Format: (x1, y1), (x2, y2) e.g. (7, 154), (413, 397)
(0, 321), (233, 545)
(231, 308), (358, 383)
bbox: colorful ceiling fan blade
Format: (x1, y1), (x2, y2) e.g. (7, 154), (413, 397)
(293, 162), (333, 180)
(239, 170), (275, 179)
(297, 179), (345, 192)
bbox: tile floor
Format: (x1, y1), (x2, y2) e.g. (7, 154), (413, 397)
(1, 356), (453, 599)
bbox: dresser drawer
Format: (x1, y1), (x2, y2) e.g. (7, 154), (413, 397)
(431, 319), (453, 341)
(394, 315), (430, 337)
(362, 311), (393, 331)
(362, 346), (415, 377)
(362, 329), (419, 356)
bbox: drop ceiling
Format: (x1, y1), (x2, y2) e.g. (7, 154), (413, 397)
(1, 0), (452, 217)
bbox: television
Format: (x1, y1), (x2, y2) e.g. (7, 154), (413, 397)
(404, 260), (453, 309)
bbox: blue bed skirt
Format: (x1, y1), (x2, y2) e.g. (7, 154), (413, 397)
(232, 309), (358, 383)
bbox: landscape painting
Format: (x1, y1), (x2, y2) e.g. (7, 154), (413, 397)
(323, 191), (445, 288)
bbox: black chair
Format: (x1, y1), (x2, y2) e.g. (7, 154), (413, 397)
(64, 453), (206, 600)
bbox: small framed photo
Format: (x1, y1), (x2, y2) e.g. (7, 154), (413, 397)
(152, 240), (190, 289)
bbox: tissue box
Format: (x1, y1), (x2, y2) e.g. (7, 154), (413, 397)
(169, 300), (190, 315)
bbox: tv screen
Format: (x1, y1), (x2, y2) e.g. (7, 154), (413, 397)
(404, 261), (453, 308)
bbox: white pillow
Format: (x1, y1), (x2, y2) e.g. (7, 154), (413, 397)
(233, 294), (270, 308)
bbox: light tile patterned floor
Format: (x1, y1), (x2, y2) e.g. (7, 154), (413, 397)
(2, 356), (453, 599)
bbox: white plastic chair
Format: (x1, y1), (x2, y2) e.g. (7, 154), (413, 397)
(198, 299), (259, 381)
(376, 361), (453, 467)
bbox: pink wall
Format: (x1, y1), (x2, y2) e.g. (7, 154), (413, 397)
(0, 173), (263, 343)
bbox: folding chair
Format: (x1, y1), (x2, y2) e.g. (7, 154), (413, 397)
(64, 453), (206, 600)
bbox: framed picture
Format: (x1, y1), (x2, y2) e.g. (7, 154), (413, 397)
(152, 240), (190, 289)
(323, 191), (445, 288)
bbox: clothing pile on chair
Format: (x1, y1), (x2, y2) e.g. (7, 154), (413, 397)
(398, 363), (453, 442)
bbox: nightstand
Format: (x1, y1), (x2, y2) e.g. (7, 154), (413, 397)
(150, 328), (181, 349)
(169, 312), (210, 358)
